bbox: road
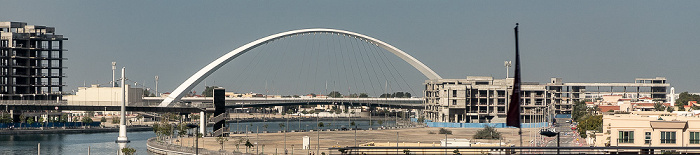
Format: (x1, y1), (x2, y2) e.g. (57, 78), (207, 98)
(544, 118), (581, 147)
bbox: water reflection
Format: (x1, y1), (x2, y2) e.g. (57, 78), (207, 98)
(0, 131), (154, 155)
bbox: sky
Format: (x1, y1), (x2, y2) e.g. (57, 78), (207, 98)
(2, 1), (699, 96)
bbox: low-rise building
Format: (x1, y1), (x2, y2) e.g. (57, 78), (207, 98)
(594, 111), (700, 153)
(63, 84), (144, 106)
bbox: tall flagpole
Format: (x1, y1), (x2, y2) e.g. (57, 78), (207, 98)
(505, 23), (523, 151)
(515, 23), (522, 149)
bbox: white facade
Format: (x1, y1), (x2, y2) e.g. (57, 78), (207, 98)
(64, 84), (144, 106)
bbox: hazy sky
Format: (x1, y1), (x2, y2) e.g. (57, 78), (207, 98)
(2, 1), (699, 96)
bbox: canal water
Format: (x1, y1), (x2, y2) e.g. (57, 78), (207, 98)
(0, 120), (399, 154)
(0, 131), (154, 155)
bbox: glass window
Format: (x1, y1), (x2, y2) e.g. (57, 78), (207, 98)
(645, 132), (651, 144)
(691, 132), (700, 144)
(619, 131), (634, 143)
(661, 131), (676, 144)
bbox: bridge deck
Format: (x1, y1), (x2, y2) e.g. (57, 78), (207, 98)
(2, 105), (202, 113)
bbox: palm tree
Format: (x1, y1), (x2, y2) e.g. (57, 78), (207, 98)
(278, 123), (285, 132)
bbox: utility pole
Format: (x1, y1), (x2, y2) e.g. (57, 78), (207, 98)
(155, 76), (159, 97)
(505, 61), (511, 78)
(111, 62), (116, 87)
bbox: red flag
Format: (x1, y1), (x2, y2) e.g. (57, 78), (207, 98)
(506, 23), (522, 128)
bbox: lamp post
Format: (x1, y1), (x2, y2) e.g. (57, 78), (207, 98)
(504, 61), (512, 78)
(111, 62), (116, 87)
(540, 130), (559, 154)
(187, 124), (199, 155)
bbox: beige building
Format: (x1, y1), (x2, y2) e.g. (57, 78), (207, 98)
(595, 111), (700, 153)
(424, 76), (548, 123)
(63, 84), (144, 106)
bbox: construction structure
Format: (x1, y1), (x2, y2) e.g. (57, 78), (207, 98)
(424, 76), (548, 123)
(0, 21), (66, 101)
(424, 77), (670, 123)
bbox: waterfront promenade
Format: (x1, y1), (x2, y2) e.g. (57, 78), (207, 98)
(162, 127), (546, 155)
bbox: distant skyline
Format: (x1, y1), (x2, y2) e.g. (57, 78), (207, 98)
(2, 1), (699, 96)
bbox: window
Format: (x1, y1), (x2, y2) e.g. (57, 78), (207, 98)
(452, 100), (457, 105)
(452, 90), (457, 97)
(618, 131), (634, 143)
(691, 132), (700, 144)
(660, 131), (676, 144)
(645, 132), (651, 144)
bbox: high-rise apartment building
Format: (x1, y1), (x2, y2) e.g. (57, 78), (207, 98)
(0, 22), (66, 100)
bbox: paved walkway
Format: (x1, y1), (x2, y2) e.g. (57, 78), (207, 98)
(176, 127), (542, 155)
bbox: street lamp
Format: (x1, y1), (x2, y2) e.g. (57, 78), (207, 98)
(540, 130), (560, 154)
(504, 61), (512, 78)
(187, 124), (199, 155)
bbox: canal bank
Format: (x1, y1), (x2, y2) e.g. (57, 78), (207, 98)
(0, 126), (152, 135)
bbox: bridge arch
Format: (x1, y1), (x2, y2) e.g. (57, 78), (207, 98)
(159, 28), (441, 107)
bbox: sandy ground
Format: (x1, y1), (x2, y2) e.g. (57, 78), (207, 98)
(176, 127), (547, 155)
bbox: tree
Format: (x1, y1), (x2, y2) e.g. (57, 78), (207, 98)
(676, 92), (700, 109)
(263, 124), (269, 132)
(473, 125), (501, 139)
(216, 136), (229, 151)
(177, 123), (187, 141)
(359, 93), (369, 98)
(350, 121), (356, 127)
(654, 103), (665, 111)
(112, 117), (120, 124)
(0, 113), (12, 123)
(438, 128), (452, 134)
(202, 86), (220, 97)
(377, 120), (384, 126)
(380, 93), (392, 98)
(417, 116), (425, 124)
(394, 92), (405, 98)
(100, 117), (106, 123)
(572, 100), (595, 122)
(59, 114), (68, 123)
(328, 91), (342, 98)
(577, 115), (603, 138)
(349, 93), (359, 98)
(121, 146), (136, 155)
(279, 123), (286, 132)
(318, 122), (325, 128)
(667, 106), (675, 112)
(81, 116), (93, 124)
(234, 138), (245, 153)
(136, 115), (144, 125)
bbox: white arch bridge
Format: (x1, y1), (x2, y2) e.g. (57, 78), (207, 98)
(159, 28), (442, 107)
